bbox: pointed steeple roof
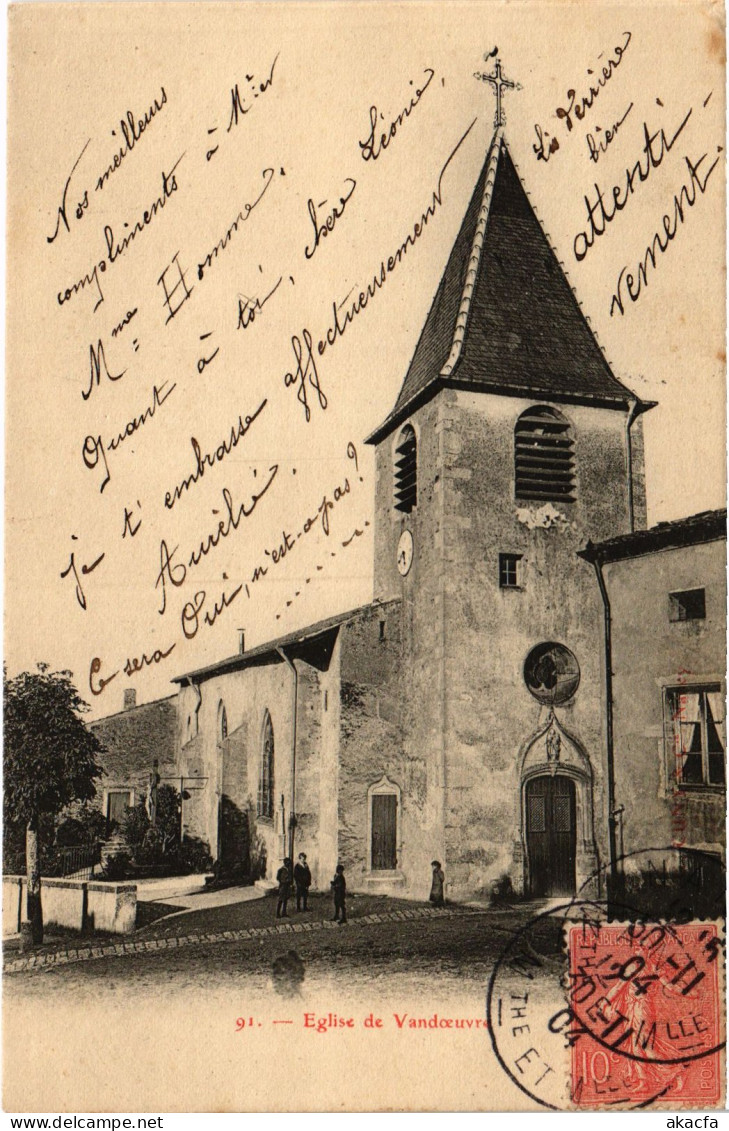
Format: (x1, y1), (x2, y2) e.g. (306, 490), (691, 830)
(367, 130), (651, 444)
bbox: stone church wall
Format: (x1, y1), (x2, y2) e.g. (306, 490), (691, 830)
(289, 660), (325, 885)
(371, 398), (452, 898)
(318, 637), (341, 887)
(369, 384), (642, 900)
(337, 601), (435, 893)
(176, 664), (294, 880)
(439, 390), (636, 898)
(175, 645), (342, 888)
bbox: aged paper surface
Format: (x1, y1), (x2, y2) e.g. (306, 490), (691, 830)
(4, 0), (726, 1113)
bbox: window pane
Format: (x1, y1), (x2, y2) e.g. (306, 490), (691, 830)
(668, 692), (699, 783)
(682, 717), (704, 783)
(708, 751), (725, 785)
(706, 697), (725, 784)
(259, 713), (275, 816)
(669, 589), (706, 622)
(499, 553), (522, 588)
(666, 686), (725, 789)
(681, 750), (703, 784)
(707, 692), (725, 730)
(674, 691), (702, 728)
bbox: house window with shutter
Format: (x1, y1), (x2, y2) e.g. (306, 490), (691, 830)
(515, 406), (576, 502)
(665, 685), (725, 789)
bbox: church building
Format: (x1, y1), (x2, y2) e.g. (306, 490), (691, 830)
(167, 96), (725, 902)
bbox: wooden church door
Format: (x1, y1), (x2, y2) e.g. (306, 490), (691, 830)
(526, 776), (576, 897)
(371, 794), (397, 869)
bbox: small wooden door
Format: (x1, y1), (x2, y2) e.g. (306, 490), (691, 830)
(371, 794), (397, 870)
(107, 790), (131, 831)
(526, 775), (576, 897)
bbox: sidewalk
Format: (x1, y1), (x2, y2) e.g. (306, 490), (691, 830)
(133, 874), (215, 903)
(136, 880), (264, 922)
(4, 903), (464, 975)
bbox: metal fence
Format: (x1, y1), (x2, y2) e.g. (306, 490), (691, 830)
(53, 843), (102, 880)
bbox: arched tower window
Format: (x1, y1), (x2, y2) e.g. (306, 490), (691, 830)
(218, 702), (228, 744)
(394, 424), (417, 513)
(258, 711), (274, 818)
(515, 407), (575, 503)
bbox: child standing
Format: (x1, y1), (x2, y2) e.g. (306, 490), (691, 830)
(331, 864), (347, 924)
(276, 857), (292, 919)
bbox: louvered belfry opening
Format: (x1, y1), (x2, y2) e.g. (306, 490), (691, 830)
(515, 406), (576, 502)
(394, 424), (417, 512)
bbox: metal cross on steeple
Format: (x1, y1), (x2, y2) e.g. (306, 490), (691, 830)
(474, 51), (521, 128)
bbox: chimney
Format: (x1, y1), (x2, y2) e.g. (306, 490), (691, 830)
(238, 629), (245, 655)
(123, 688), (137, 711)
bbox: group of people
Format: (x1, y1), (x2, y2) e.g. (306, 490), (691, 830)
(275, 856), (446, 921)
(275, 853), (313, 918)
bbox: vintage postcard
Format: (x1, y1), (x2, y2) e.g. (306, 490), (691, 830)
(3, 0), (726, 1114)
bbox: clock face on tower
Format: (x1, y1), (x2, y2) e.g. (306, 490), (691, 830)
(396, 530), (414, 576)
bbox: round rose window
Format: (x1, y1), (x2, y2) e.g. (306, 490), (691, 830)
(523, 642), (580, 705)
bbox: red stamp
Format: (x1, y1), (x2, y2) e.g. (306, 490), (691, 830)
(568, 921), (724, 1107)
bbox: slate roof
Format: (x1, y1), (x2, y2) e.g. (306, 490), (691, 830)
(172, 599), (401, 685)
(579, 509), (727, 564)
(368, 129), (650, 444)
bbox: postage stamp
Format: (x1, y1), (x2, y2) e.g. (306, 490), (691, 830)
(567, 920), (723, 1106)
(487, 899), (725, 1111)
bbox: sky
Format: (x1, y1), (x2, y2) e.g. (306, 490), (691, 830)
(5, 2), (726, 716)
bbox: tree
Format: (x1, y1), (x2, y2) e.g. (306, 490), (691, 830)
(3, 664), (104, 947)
(55, 804), (108, 847)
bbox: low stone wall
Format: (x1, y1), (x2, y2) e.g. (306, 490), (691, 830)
(3, 877), (23, 937)
(86, 881), (136, 934)
(3, 875), (137, 938)
(40, 878), (85, 933)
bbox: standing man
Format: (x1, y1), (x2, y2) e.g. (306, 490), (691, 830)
(293, 852), (312, 912)
(276, 857), (292, 919)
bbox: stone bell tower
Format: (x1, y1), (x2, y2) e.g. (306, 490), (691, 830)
(366, 56), (654, 898)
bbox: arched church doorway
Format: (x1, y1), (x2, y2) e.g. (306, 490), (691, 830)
(525, 775), (576, 897)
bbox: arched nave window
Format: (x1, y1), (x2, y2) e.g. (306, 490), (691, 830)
(258, 711), (275, 818)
